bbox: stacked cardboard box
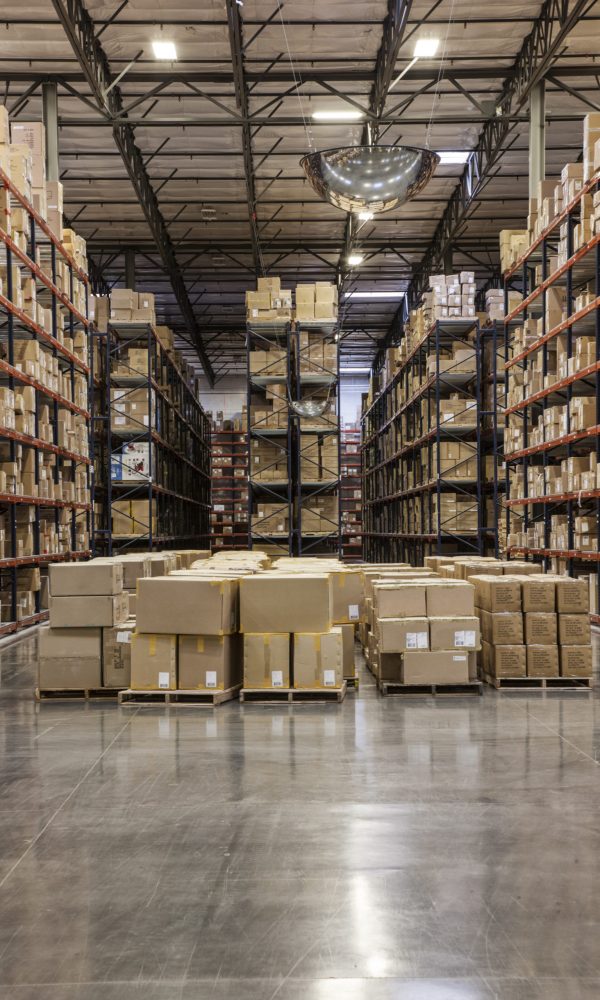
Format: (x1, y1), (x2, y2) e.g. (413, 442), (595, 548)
(246, 277), (292, 323)
(294, 282), (338, 323)
(472, 574), (592, 681)
(251, 502), (289, 536)
(298, 331), (337, 374)
(109, 288), (156, 324)
(423, 271), (477, 321)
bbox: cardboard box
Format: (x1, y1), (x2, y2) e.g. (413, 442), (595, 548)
(117, 555), (152, 590)
(293, 628), (344, 688)
(524, 612), (557, 645)
(49, 593), (129, 628)
(373, 583), (427, 618)
(429, 616), (480, 650)
(426, 581), (475, 616)
(560, 645), (593, 677)
(38, 656), (102, 689)
(402, 650), (469, 684)
(49, 561), (123, 596)
(521, 577), (556, 612)
(39, 625), (101, 659)
(178, 635), (242, 690)
(558, 614), (591, 645)
(136, 577), (238, 635)
(471, 575), (522, 612)
(130, 632), (177, 689)
(526, 644), (559, 677)
(481, 640), (526, 678)
(479, 609), (524, 645)
(555, 577), (589, 613)
(339, 622), (356, 679)
(378, 652), (402, 682)
(239, 574), (332, 633)
(243, 633), (290, 688)
(102, 621), (135, 688)
(377, 617), (429, 653)
(330, 569), (363, 623)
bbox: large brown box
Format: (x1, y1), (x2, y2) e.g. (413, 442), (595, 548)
(555, 577), (589, 613)
(49, 593), (129, 628)
(521, 577), (556, 612)
(330, 570), (363, 624)
(377, 617), (429, 653)
(293, 628), (344, 688)
(178, 635), (242, 690)
(402, 650), (469, 684)
(38, 657), (102, 689)
(49, 561), (123, 596)
(527, 645), (559, 677)
(429, 616), (480, 650)
(102, 621), (135, 688)
(560, 645), (593, 677)
(39, 625), (101, 658)
(136, 577), (238, 635)
(373, 583), (427, 619)
(240, 574), (332, 633)
(130, 632), (177, 689)
(339, 623), (356, 678)
(479, 609), (523, 645)
(243, 633), (290, 688)
(117, 555), (152, 590)
(379, 651), (403, 682)
(426, 581), (475, 616)
(472, 575), (521, 612)
(558, 614), (591, 645)
(481, 640), (526, 678)
(524, 612), (557, 645)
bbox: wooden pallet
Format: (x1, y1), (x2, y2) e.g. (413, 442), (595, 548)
(240, 682), (347, 704)
(35, 687), (123, 702)
(483, 673), (593, 691)
(118, 684), (242, 707)
(379, 679), (483, 697)
(344, 675), (359, 690)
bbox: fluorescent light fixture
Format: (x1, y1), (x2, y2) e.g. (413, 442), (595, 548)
(344, 291), (405, 300)
(340, 367), (372, 374)
(414, 37), (440, 59)
(347, 253), (364, 266)
(357, 210), (374, 221)
(437, 150), (470, 165)
(152, 40), (177, 60)
(312, 109), (364, 122)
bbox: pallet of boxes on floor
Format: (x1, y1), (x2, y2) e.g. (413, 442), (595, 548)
(36, 549), (210, 700)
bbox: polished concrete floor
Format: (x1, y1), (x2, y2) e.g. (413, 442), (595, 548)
(1, 631), (600, 999)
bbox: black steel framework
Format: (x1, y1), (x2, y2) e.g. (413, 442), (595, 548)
(210, 426), (249, 551)
(340, 425), (363, 562)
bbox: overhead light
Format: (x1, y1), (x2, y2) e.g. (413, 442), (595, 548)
(340, 367), (372, 374)
(347, 253), (364, 267)
(437, 150), (470, 164)
(152, 40), (177, 60)
(344, 291), (405, 300)
(357, 210), (374, 221)
(312, 109), (364, 122)
(414, 37), (440, 59)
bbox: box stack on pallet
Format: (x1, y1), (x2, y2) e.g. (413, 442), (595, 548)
(210, 409), (248, 550)
(0, 107), (92, 635)
(503, 113), (600, 620)
(92, 294), (211, 554)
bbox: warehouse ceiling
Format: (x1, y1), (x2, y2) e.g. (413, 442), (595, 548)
(1, 0), (600, 380)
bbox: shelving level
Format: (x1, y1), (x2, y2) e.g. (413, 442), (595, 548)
(211, 422), (249, 549)
(503, 168), (600, 620)
(293, 320), (341, 556)
(340, 425), (362, 561)
(93, 319), (211, 554)
(247, 320), (293, 555)
(0, 166), (91, 634)
(362, 318), (484, 564)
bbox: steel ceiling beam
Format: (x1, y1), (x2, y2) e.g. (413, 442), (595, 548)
(378, 0), (595, 371)
(49, 0), (215, 385)
(225, 0), (263, 275)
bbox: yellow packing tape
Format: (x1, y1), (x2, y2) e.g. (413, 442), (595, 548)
(196, 637), (205, 653)
(149, 635), (156, 656)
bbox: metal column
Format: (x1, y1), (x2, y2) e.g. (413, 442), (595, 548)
(42, 82), (59, 182)
(125, 249), (136, 290)
(529, 80), (545, 201)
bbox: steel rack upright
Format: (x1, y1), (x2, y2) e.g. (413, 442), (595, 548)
(0, 167), (92, 635)
(246, 320), (294, 555)
(362, 318), (484, 564)
(477, 320), (506, 557)
(95, 321), (210, 554)
(340, 424), (363, 561)
(210, 423), (249, 549)
(292, 320), (341, 557)
(503, 171), (600, 620)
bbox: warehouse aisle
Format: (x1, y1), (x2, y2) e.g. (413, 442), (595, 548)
(1, 632), (600, 999)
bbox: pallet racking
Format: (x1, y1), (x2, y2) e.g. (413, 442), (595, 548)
(478, 320), (506, 557)
(0, 166), (91, 635)
(211, 424), (249, 549)
(340, 424), (363, 561)
(503, 173), (600, 621)
(93, 321), (211, 554)
(362, 319), (484, 565)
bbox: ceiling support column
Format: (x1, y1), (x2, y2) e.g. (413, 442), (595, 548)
(42, 82), (59, 183)
(529, 80), (546, 201)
